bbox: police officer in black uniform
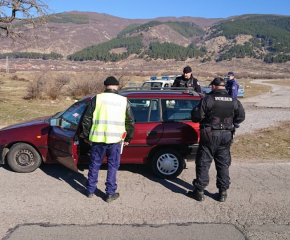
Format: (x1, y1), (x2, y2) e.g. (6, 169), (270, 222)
(172, 66), (201, 93)
(188, 77), (245, 202)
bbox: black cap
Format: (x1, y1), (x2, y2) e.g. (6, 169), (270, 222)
(183, 66), (192, 74)
(104, 76), (119, 86)
(227, 71), (234, 76)
(209, 77), (226, 86)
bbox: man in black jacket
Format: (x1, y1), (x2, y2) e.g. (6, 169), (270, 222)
(188, 77), (245, 202)
(172, 66), (201, 93)
(81, 76), (135, 203)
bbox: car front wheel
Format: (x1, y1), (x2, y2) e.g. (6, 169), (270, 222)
(151, 148), (184, 179)
(7, 143), (42, 173)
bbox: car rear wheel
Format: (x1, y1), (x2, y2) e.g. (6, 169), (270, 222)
(7, 143), (42, 173)
(151, 148), (184, 179)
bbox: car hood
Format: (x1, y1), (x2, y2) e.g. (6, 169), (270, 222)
(1, 116), (51, 131)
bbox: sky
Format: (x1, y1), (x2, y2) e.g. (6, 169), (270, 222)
(47, 0), (290, 19)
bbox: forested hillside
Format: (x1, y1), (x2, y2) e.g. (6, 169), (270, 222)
(3, 12), (290, 64)
(118, 20), (204, 38)
(210, 15), (290, 63)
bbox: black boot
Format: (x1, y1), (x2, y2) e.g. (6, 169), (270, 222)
(219, 190), (227, 202)
(105, 192), (120, 203)
(187, 189), (205, 201)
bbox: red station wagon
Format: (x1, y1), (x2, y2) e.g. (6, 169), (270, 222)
(0, 89), (201, 179)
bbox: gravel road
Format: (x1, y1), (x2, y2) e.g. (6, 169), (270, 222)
(236, 79), (290, 135)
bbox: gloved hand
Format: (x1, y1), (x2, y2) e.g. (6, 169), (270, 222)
(233, 123), (240, 128)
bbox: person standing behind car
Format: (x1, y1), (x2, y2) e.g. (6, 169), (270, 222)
(81, 76), (135, 203)
(188, 77), (245, 202)
(226, 71), (239, 99)
(172, 66), (201, 93)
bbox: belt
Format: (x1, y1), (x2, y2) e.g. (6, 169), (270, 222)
(212, 129), (231, 131)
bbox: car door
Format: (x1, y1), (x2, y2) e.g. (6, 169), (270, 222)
(161, 98), (200, 144)
(121, 98), (163, 163)
(48, 101), (88, 172)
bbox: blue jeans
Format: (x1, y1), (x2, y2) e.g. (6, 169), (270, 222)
(87, 142), (121, 195)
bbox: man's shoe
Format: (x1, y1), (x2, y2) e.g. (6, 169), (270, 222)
(187, 190), (205, 201)
(219, 190), (227, 202)
(87, 193), (94, 198)
(105, 192), (120, 203)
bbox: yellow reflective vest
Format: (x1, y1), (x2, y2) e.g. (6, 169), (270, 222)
(89, 93), (127, 144)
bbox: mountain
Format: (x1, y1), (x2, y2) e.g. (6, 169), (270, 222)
(0, 11), (220, 56)
(1, 12), (290, 63)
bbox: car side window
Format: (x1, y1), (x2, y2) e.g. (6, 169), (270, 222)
(130, 99), (160, 123)
(61, 101), (88, 130)
(162, 99), (199, 121)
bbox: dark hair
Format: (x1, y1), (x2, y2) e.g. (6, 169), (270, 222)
(209, 77), (226, 86)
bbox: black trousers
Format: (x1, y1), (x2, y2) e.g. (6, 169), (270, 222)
(193, 130), (232, 191)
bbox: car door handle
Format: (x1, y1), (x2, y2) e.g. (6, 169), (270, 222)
(147, 131), (157, 136)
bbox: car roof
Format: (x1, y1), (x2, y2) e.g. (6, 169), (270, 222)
(78, 89), (201, 102)
(121, 89), (201, 98)
(142, 80), (174, 83)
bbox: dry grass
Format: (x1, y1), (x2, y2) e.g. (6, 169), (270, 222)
(232, 121), (290, 162)
(0, 72), (73, 126)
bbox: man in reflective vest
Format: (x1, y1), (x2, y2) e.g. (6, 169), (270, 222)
(81, 76), (135, 203)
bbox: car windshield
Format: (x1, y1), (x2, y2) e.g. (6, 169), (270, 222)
(59, 101), (88, 130)
(45, 110), (64, 123)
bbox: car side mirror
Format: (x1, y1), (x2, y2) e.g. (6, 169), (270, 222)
(50, 118), (61, 127)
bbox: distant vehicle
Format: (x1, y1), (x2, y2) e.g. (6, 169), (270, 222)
(199, 80), (212, 94)
(140, 80), (173, 90)
(140, 76), (179, 90)
(143, 76), (214, 96)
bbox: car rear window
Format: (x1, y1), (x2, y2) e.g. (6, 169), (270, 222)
(129, 98), (199, 123)
(162, 99), (199, 121)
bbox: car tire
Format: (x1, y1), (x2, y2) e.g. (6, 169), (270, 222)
(7, 143), (42, 173)
(151, 148), (184, 179)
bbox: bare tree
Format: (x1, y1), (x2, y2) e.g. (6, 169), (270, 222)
(0, 0), (50, 40)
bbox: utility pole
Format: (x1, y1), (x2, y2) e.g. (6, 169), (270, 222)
(6, 56), (9, 74)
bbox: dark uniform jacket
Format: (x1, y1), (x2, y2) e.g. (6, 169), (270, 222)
(81, 89), (135, 142)
(226, 79), (239, 99)
(172, 74), (201, 93)
(191, 89), (245, 130)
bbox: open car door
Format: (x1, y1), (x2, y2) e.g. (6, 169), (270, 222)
(48, 101), (88, 172)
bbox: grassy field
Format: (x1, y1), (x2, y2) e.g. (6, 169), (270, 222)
(232, 120), (290, 162)
(0, 72), (73, 126)
(0, 71), (289, 162)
